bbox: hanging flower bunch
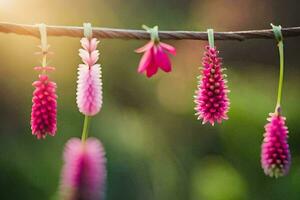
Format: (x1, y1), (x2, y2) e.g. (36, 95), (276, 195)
(30, 24), (57, 139)
(58, 23), (107, 200)
(76, 30), (103, 116)
(194, 29), (230, 125)
(261, 111), (291, 177)
(135, 25), (176, 78)
(31, 67), (57, 139)
(260, 25), (291, 178)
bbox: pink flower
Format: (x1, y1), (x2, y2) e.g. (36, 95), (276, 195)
(31, 68), (57, 139)
(194, 45), (230, 125)
(135, 41), (176, 78)
(261, 112), (291, 177)
(60, 137), (106, 200)
(77, 38), (103, 116)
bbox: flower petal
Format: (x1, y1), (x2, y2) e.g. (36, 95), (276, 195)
(135, 41), (155, 53)
(146, 47), (159, 77)
(79, 49), (90, 65)
(89, 38), (99, 52)
(160, 42), (176, 55)
(90, 50), (100, 66)
(137, 49), (152, 73)
(156, 46), (172, 72)
(146, 62), (158, 77)
(80, 38), (90, 50)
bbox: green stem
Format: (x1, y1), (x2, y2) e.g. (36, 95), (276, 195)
(207, 29), (214, 48)
(276, 41), (284, 108)
(271, 24), (284, 112)
(81, 115), (91, 141)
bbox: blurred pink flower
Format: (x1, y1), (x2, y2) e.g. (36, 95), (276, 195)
(77, 38), (103, 116)
(60, 137), (106, 200)
(31, 68), (57, 139)
(194, 45), (230, 125)
(135, 41), (176, 78)
(261, 112), (291, 177)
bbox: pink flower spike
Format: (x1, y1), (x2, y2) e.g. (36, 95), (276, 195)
(261, 112), (291, 177)
(135, 40), (175, 78)
(77, 64), (102, 116)
(59, 138), (106, 200)
(77, 37), (103, 116)
(31, 73), (57, 139)
(194, 45), (230, 125)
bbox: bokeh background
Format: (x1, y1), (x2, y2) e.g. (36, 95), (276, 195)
(0, 0), (300, 199)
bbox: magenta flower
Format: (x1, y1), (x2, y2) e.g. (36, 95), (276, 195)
(194, 45), (230, 125)
(31, 67), (57, 139)
(261, 112), (291, 177)
(135, 26), (176, 78)
(77, 37), (103, 116)
(60, 137), (106, 200)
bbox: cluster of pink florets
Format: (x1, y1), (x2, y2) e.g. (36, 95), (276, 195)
(59, 36), (106, 200)
(60, 138), (106, 200)
(76, 37), (102, 116)
(194, 45), (230, 125)
(261, 111), (291, 177)
(31, 67), (57, 139)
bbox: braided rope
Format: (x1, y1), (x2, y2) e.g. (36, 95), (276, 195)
(0, 22), (300, 41)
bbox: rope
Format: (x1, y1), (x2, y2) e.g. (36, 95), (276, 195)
(0, 22), (300, 41)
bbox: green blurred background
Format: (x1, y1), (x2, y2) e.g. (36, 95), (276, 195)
(0, 0), (300, 199)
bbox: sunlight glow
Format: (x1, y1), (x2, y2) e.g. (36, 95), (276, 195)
(0, 0), (13, 9)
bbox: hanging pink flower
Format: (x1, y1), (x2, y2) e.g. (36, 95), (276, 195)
(77, 37), (103, 116)
(135, 26), (176, 78)
(31, 66), (57, 139)
(60, 137), (106, 200)
(194, 45), (230, 125)
(261, 112), (291, 177)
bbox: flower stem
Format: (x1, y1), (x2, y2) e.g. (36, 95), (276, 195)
(42, 54), (47, 66)
(39, 23), (48, 73)
(207, 29), (214, 48)
(271, 24), (284, 111)
(276, 41), (284, 108)
(81, 115), (91, 141)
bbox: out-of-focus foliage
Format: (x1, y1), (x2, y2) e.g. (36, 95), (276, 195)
(0, 0), (300, 199)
